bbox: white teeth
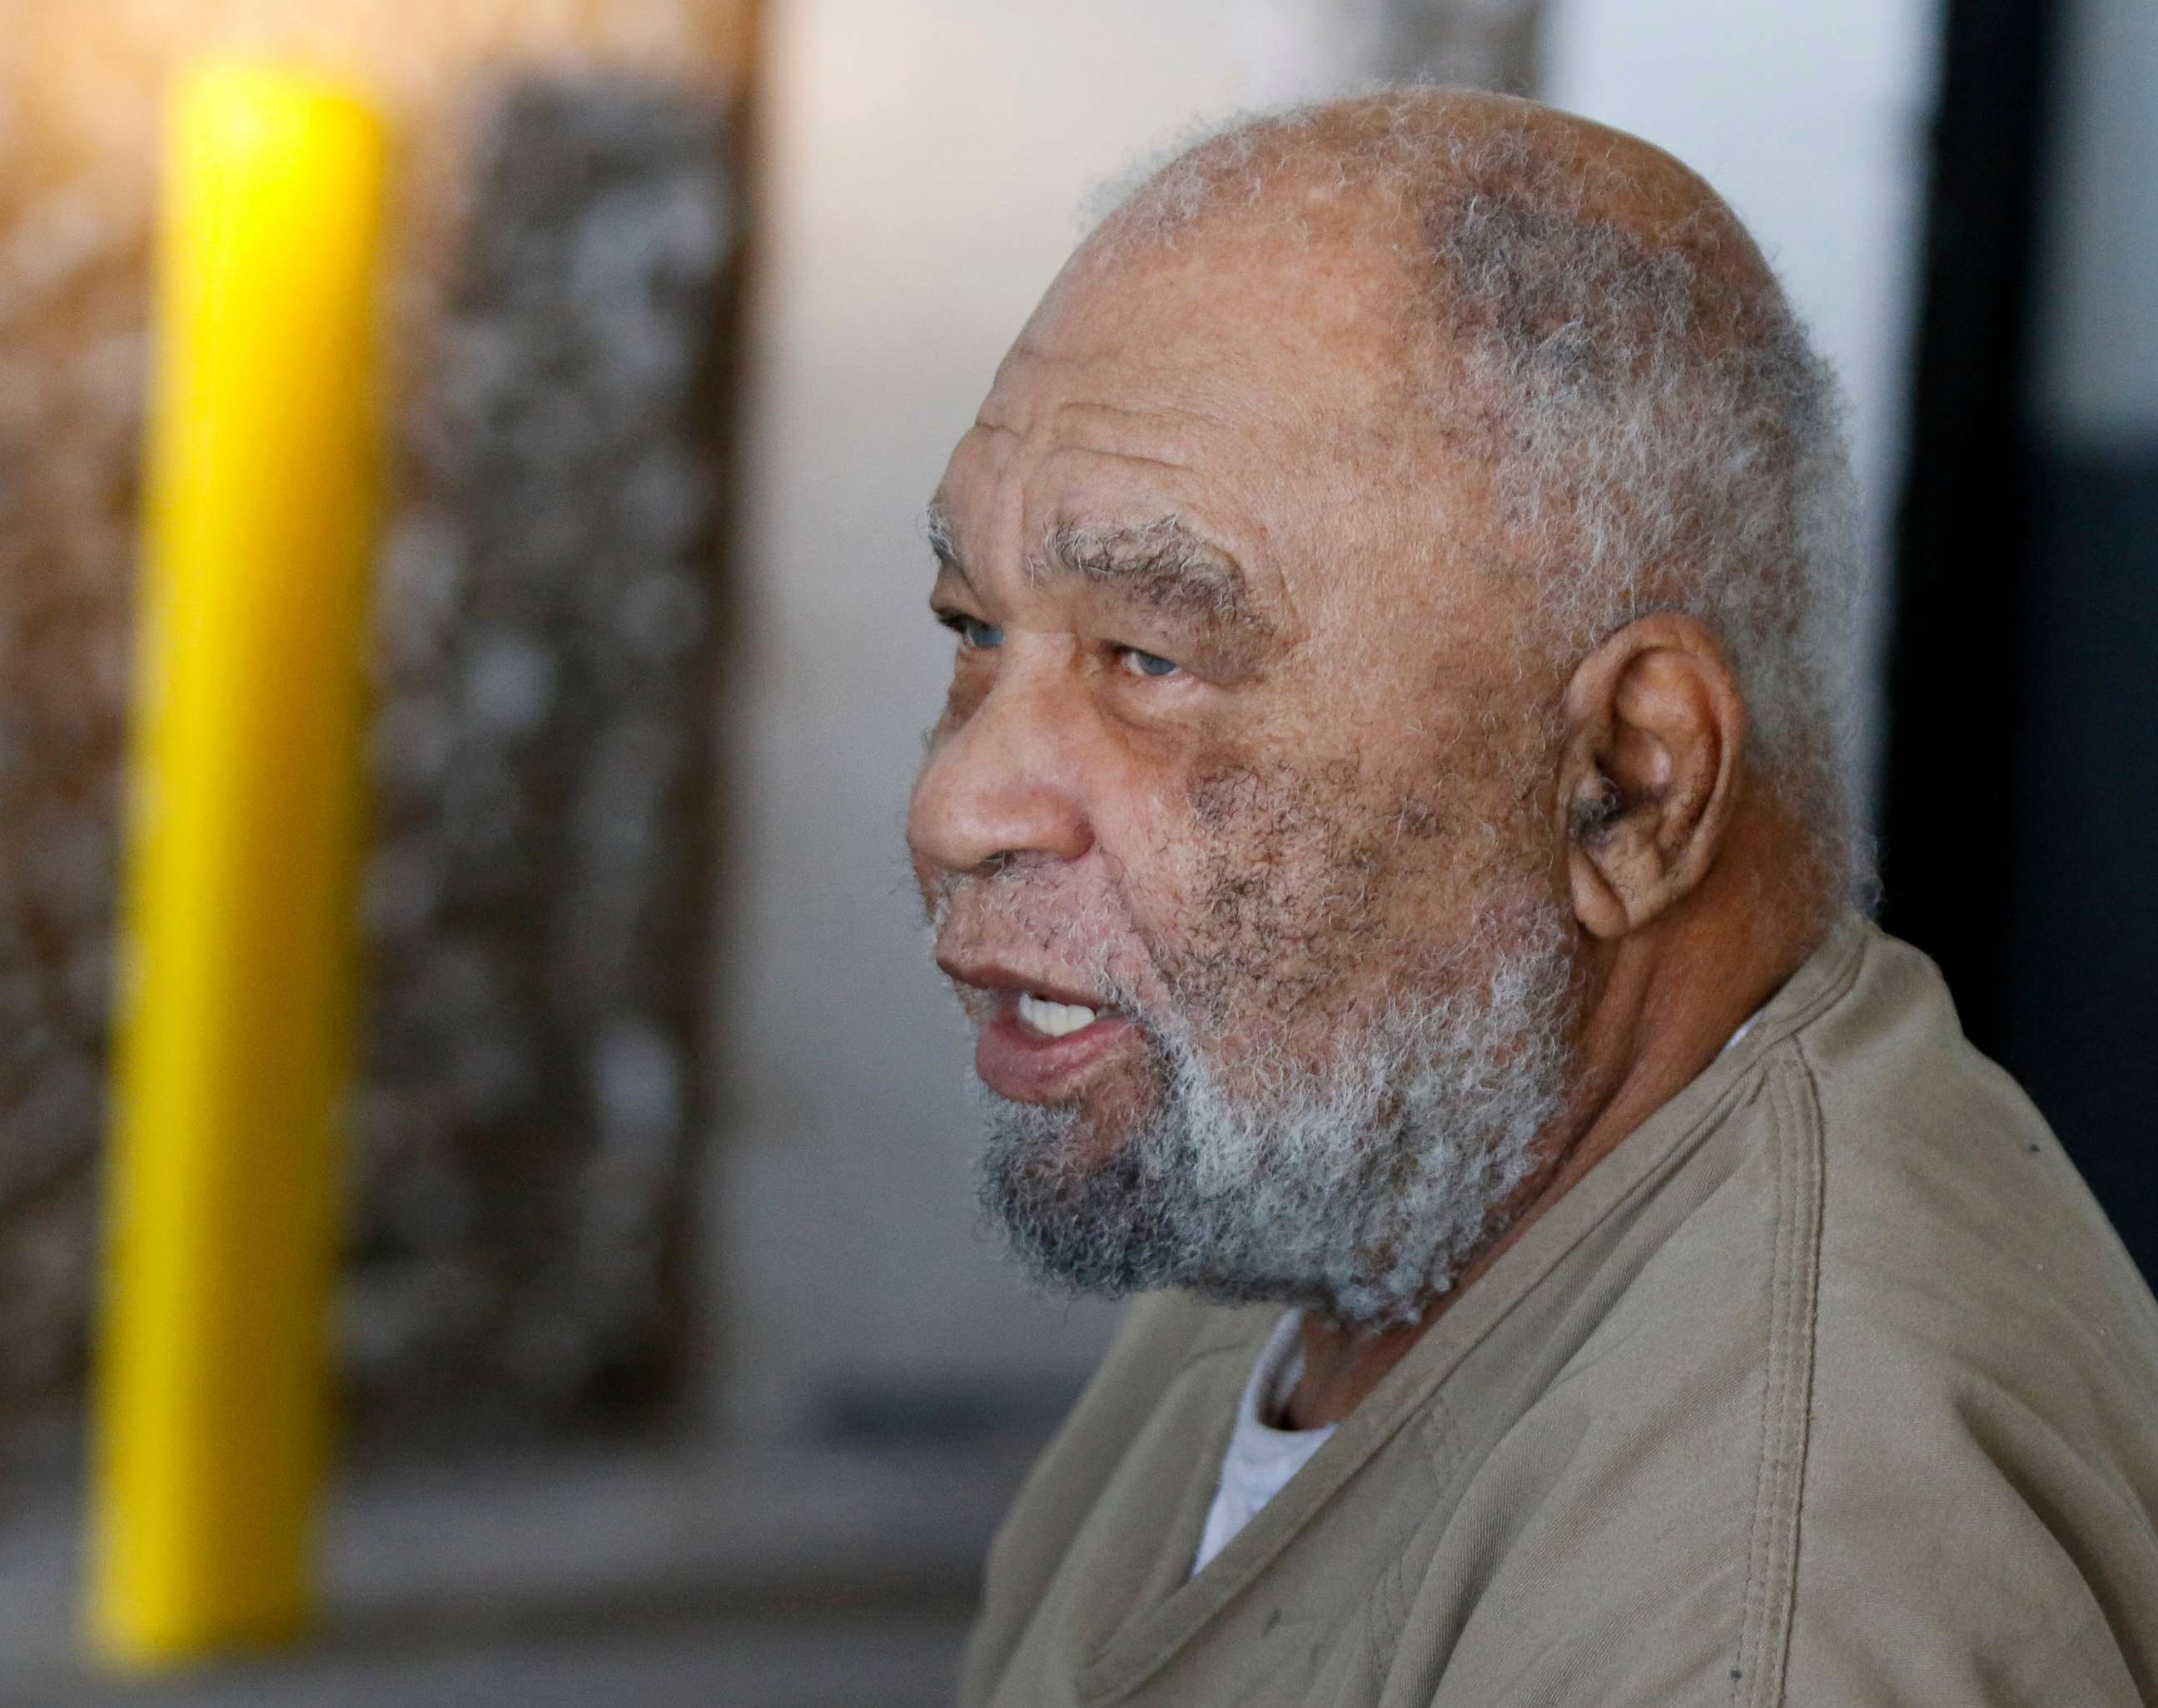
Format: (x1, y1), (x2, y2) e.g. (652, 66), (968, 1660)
(1017, 991), (1099, 1039)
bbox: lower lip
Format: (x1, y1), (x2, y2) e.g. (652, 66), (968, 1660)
(975, 997), (1136, 1101)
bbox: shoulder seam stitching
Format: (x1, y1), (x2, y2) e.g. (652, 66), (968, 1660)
(1731, 1053), (1827, 1707)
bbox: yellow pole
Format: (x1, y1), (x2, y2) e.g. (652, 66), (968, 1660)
(88, 62), (388, 1670)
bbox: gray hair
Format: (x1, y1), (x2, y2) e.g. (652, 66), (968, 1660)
(1091, 92), (1874, 906)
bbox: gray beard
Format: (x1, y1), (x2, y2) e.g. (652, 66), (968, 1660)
(976, 899), (1579, 1329)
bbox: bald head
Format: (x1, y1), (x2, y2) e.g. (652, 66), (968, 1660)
(1077, 89), (1787, 405)
(1088, 91), (1773, 290)
(1057, 89), (1866, 902)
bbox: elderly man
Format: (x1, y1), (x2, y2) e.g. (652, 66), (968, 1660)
(907, 91), (2158, 1706)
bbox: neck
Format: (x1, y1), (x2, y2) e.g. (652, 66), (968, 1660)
(1285, 816), (1830, 1429)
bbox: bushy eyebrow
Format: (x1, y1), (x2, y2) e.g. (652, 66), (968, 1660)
(923, 502), (1280, 667)
(925, 499), (962, 576)
(1037, 516), (1277, 643)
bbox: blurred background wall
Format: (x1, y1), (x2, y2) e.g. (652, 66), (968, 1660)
(0, 0), (755, 1468)
(706, 0), (1382, 1445)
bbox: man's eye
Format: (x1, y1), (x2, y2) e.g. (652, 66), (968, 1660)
(939, 613), (1003, 650)
(1117, 646), (1181, 679)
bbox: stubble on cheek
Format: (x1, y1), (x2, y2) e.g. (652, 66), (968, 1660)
(1160, 742), (1468, 1039)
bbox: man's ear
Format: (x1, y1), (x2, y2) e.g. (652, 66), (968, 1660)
(1559, 613), (1745, 940)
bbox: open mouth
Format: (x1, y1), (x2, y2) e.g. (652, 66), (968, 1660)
(1015, 991), (1103, 1039)
(976, 986), (1136, 1101)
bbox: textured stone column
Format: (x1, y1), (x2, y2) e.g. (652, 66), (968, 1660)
(0, 0), (753, 1464)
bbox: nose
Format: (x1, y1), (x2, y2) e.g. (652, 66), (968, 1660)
(907, 665), (1094, 881)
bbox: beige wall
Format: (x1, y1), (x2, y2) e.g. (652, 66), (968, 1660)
(705, 0), (1380, 1436)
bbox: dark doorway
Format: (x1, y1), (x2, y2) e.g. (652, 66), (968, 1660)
(1881, 0), (2158, 1283)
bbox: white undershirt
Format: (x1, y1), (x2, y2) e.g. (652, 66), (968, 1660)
(1190, 1006), (1767, 1576)
(1192, 1309), (1332, 1573)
